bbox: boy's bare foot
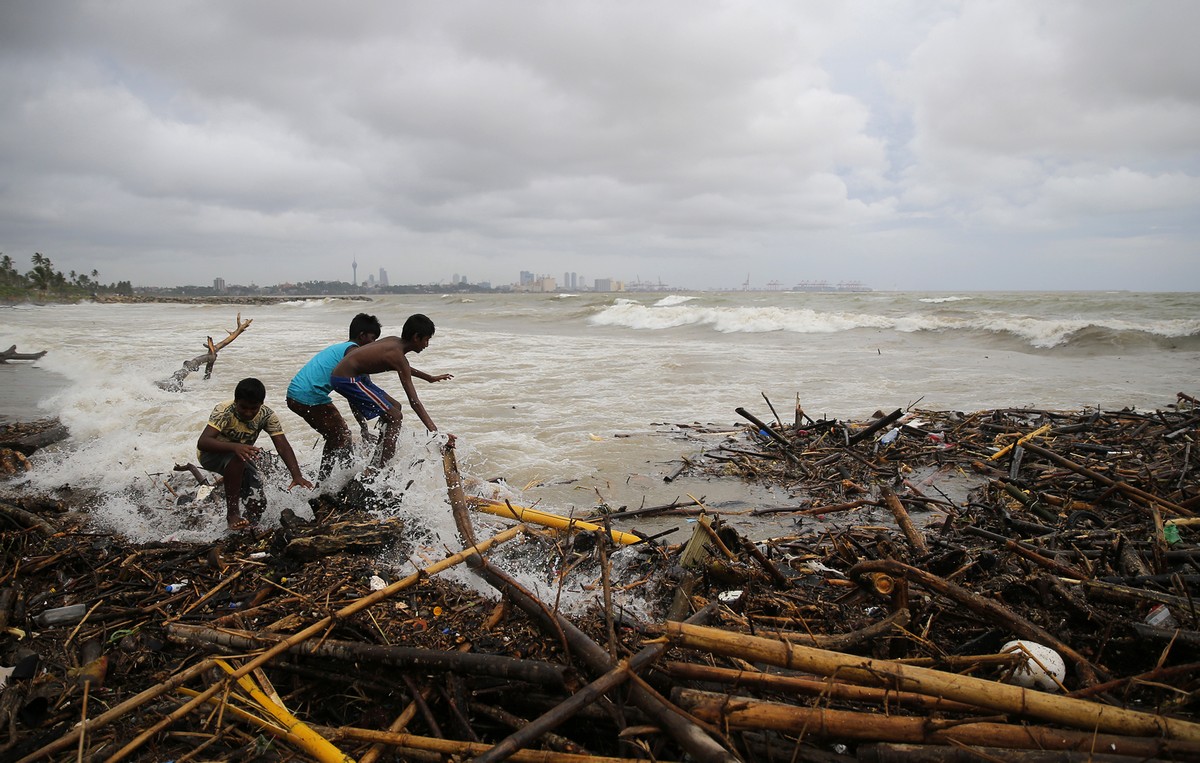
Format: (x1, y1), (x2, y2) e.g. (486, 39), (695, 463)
(227, 517), (250, 531)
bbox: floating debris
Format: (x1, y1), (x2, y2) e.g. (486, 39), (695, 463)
(0, 392), (1197, 761)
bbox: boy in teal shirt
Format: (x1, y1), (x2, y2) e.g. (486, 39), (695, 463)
(287, 313), (381, 479)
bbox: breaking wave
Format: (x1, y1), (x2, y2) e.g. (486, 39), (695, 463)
(589, 302), (1200, 349)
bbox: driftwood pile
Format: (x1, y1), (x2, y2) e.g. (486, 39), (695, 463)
(1, 393), (1199, 762)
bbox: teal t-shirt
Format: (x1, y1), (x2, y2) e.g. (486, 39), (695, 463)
(287, 341), (356, 406)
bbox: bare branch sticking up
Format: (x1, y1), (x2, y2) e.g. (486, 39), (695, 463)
(157, 313), (253, 391)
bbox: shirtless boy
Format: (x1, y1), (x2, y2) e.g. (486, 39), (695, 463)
(329, 313), (454, 468)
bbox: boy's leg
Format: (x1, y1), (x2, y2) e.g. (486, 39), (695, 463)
(288, 398), (352, 480)
(200, 451), (248, 529)
(375, 408), (404, 468)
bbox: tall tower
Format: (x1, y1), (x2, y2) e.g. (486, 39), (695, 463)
(352, 258), (358, 287)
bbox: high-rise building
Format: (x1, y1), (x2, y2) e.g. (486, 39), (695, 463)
(570, 272), (577, 289)
(519, 270), (535, 286)
(379, 267), (388, 287)
(213, 277), (226, 292)
(352, 258), (358, 286)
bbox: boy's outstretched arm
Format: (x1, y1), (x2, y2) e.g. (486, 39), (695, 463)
(412, 368), (453, 383)
(198, 425), (261, 462)
(270, 433), (314, 490)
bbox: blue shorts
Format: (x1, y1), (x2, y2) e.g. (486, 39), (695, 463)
(331, 376), (394, 420)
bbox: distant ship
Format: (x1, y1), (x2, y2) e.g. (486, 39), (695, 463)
(789, 280), (873, 293)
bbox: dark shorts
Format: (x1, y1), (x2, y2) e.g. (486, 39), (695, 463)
(331, 376), (394, 420)
(198, 450), (263, 497)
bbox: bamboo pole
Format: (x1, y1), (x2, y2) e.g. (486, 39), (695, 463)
(666, 622), (1200, 741)
(214, 659), (353, 763)
(16, 658), (218, 763)
(675, 689), (1200, 759)
(99, 525), (525, 763)
(661, 661), (981, 714)
(317, 723), (682, 763)
(989, 423), (1052, 461)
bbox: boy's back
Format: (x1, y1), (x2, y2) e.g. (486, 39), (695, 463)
(332, 336), (409, 377)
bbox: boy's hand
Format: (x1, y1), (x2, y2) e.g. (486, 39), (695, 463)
(288, 476), (314, 491)
(429, 373), (453, 383)
(233, 444), (262, 462)
(360, 424), (377, 445)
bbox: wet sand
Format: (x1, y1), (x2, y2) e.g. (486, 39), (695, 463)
(0, 364), (67, 423)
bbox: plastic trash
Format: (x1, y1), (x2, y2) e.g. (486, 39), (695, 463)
(1146, 604), (1178, 629)
(34, 603), (88, 627)
(165, 581), (189, 594)
(368, 575), (387, 591)
(879, 428), (900, 445)
(1001, 639), (1066, 692)
(1163, 524), (1182, 544)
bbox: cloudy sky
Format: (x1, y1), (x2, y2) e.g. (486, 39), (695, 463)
(1, 1), (1197, 291)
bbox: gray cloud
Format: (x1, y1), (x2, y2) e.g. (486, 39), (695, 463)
(0, 0), (1196, 291)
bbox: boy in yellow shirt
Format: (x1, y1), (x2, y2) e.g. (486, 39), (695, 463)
(198, 377), (313, 529)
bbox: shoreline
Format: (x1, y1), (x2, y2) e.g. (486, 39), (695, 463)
(2, 293), (376, 306)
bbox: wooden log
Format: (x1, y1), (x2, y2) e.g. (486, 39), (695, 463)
(675, 688), (1200, 759)
(880, 486), (928, 556)
(848, 408), (904, 444)
(665, 623), (1200, 741)
(282, 518), (407, 559)
(0, 501), (58, 536)
(961, 525), (1092, 580)
(0, 345), (47, 362)
(443, 444), (477, 547)
(165, 623), (571, 689)
(0, 420), (69, 453)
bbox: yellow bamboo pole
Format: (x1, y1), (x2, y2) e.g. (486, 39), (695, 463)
(214, 659), (353, 763)
(666, 621), (1200, 741)
(469, 497), (641, 545)
(101, 524), (526, 763)
(990, 423), (1051, 460)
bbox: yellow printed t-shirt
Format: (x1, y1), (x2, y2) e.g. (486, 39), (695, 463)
(203, 400), (284, 448)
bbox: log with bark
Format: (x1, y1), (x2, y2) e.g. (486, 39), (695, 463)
(0, 345), (46, 363)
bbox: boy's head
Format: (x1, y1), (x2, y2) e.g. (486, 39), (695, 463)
(401, 313), (435, 342)
(349, 313), (382, 344)
(233, 377), (266, 420)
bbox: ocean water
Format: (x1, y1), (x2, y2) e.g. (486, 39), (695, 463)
(1, 291), (1197, 610)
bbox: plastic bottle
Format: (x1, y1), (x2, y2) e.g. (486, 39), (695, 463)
(34, 603), (88, 627)
(165, 581), (189, 594)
